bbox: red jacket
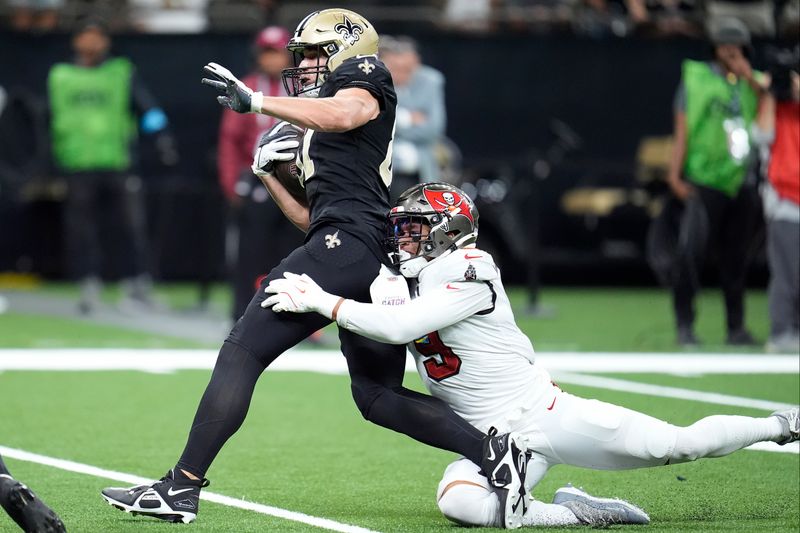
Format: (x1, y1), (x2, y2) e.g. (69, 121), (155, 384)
(217, 72), (285, 201)
(768, 101), (800, 205)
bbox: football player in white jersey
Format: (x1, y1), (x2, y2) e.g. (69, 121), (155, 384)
(262, 182), (800, 529)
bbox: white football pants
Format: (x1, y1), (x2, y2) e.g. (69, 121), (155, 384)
(436, 386), (785, 527)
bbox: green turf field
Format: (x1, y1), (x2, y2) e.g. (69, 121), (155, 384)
(0, 283), (798, 532)
(0, 283), (776, 351)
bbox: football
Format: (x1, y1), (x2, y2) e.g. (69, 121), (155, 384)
(258, 122), (307, 205)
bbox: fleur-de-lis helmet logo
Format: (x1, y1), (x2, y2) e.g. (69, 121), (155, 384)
(334, 15), (364, 46)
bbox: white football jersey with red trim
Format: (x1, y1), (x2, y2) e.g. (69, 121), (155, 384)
(409, 249), (552, 434)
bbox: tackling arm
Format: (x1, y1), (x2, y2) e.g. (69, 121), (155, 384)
(263, 272), (494, 344)
(336, 283), (492, 344)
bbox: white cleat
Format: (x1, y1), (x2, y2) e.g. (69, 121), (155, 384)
(553, 484), (650, 526)
(771, 407), (800, 445)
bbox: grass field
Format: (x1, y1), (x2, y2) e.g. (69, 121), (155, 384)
(0, 283), (798, 532)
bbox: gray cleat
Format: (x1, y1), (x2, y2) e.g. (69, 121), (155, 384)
(553, 484), (650, 526)
(771, 407), (799, 445)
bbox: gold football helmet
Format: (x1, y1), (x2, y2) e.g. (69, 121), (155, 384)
(281, 9), (379, 97)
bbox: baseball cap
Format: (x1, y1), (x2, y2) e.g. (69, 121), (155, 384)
(708, 17), (751, 46)
(254, 26), (290, 51)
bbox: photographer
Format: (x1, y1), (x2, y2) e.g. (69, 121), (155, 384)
(755, 46), (800, 352)
(666, 17), (766, 346)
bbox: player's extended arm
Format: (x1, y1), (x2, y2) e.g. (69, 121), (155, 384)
(202, 62), (378, 132)
(262, 273), (493, 344)
(256, 88), (379, 132)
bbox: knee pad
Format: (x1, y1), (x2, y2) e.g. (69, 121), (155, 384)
(436, 459), (500, 528)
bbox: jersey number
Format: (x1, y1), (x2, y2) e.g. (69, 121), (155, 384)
(416, 331), (462, 382)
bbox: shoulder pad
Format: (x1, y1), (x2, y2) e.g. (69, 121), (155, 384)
(430, 249), (500, 284)
(325, 55), (392, 103)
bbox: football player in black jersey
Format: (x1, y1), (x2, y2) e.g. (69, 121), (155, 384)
(101, 9), (529, 528)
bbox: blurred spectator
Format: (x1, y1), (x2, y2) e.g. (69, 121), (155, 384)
(665, 17), (766, 346)
(572, 0), (637, 37)
(441, 0), (501, 32)
(379, 35), (446, 200)
(504, 0), (573, 33)
(776, 0), (799, 37)
(629, 0), (703, 37)
(705, 0), (775, 37)
(7, 0), (63, 32)
(754, 46), (800, 352)
(216, 26), (302, 321)
(128, 0), (209, 33)
(47, 20), (177, 313)
(207, 0), (281, 32)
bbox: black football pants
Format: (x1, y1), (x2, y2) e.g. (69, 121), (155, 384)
(176, 225), (485, 477)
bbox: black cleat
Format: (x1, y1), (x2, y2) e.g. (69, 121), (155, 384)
(100, 470), (209, 524)
(0, 474), (67, 533)
(481, 428), (529, 529)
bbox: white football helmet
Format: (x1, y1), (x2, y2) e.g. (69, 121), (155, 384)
(386, 182), (479, 278)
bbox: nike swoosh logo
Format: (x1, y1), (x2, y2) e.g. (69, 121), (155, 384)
(487, 446), (496, 462)
(464, 253), (481, 260)
(546, 396), (557, 411)
(167, 487), (194, 496)
(446, 284), (460, 290)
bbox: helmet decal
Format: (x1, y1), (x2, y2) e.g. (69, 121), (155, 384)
(422, 188), (475, 224)
(334, 16), (364, 45)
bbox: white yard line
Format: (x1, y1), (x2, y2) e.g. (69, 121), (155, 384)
(551, 371), (795, 411)
(0, 349), (797, 374)
(0, 445), (380, 533)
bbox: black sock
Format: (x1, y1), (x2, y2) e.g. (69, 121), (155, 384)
(175, 341), (265, 478)
(365, 386), (486, 464)
(0, 454), (9, 476)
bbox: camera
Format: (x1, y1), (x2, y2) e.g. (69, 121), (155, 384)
(764, 45), (799, 102)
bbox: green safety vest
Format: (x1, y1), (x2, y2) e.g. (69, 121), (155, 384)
(682, 60), (760, 196)
(48, 57), (135, 172)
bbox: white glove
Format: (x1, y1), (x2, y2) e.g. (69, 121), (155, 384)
(252, 139), (299, 176)
(261, 272), (343, 320)
(201, 62), (264, 113)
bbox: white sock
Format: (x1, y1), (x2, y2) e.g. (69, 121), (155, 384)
(523, 499), (581, 527)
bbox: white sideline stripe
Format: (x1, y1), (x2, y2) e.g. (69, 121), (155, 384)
(0, 349), (797, 374)
(0, 445), (380, 533)
(745, 441), (799, 454)
(552, 371), (796, 411)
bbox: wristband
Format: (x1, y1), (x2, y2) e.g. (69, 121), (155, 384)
(250, 91), (264, 113)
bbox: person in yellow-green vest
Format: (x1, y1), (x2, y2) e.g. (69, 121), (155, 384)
(48, 20), (177, 314)
(666, 16), (767, 347)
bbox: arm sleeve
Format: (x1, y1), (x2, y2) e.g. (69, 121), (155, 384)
(336, 281), (494, 344)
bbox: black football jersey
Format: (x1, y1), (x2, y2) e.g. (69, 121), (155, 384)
(301, 55), (396, 261)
